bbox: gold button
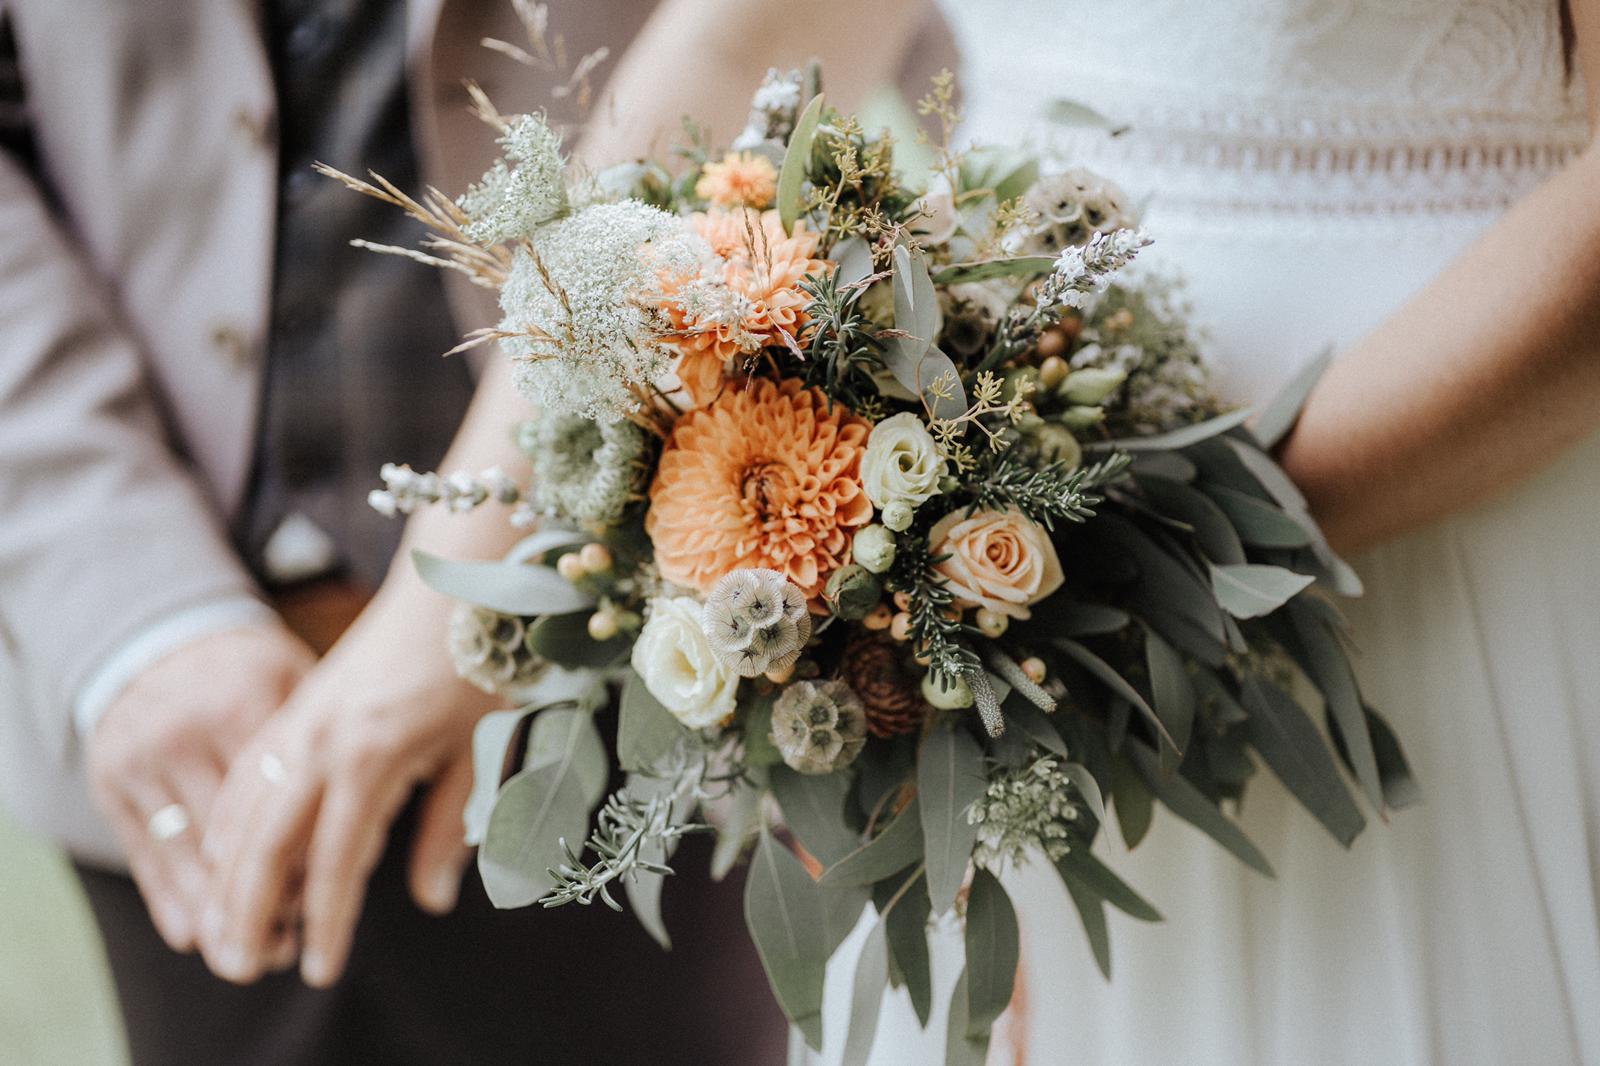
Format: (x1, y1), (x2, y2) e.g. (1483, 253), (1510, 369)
(209, 324), (258, 366)
(230, 106), (275, 148)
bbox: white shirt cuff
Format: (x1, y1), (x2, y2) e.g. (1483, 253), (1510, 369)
(73, 597), (279, 739)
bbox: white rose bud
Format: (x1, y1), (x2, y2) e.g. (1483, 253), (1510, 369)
(881, 499), (915, 533)
(631, 596), (739, 728)
(852, 525), (897, 574)
(861, 412), (948, 510)
(921, 671), (975, 710)
(1059, 367), (1127, 406)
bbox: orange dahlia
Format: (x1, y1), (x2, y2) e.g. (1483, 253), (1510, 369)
(695, 152), (779, 210)
(647, 378), (871, 601)
(659, 209), (828, 406)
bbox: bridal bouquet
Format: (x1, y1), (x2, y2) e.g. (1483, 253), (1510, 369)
(337, 56), (1415, 1063)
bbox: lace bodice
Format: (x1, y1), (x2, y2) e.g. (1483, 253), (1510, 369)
(937, 0), (1591, 217)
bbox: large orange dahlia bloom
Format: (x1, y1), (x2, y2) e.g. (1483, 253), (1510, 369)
(659, 209), (828, 406)
(647, 378), (871, 600)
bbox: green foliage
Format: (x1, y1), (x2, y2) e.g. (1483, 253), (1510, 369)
(963, 869), (1019, 1039)
(917, 726), (986, 915)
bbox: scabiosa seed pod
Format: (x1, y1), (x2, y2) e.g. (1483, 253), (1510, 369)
(448, 604), (546, 698)
(840, 635), (928, 739)
(701, 568), (813, 678)
(769, 679), (868, 775)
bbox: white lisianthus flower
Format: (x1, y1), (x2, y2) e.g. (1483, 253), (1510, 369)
(631, 596), (738, 728)
(861, 412), (948, 510)
(912, 175), (959, 246)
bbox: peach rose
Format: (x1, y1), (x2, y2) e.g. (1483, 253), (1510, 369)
(928, 507), (1064, 620)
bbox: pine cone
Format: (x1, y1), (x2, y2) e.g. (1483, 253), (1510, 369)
(841, 635), (928, 739)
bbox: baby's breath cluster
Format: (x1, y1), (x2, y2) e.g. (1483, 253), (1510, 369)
(459, 113), (569, 245)
(968, 754), (1083, 869)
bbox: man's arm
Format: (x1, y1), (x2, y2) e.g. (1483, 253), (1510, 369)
(0, 146), (267, 740)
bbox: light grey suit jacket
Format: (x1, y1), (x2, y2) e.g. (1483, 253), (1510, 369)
(0, 0), (951, 867)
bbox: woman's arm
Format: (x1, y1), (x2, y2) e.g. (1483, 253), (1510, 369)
(1277, 3), (1600, 553)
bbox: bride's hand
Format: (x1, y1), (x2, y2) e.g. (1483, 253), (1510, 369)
(195, 577), (493, 987)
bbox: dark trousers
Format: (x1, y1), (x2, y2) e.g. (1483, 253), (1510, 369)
(76, 818), (786, 1066)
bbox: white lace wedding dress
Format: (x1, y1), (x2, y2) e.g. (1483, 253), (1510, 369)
(818, 2), (1598, 1064)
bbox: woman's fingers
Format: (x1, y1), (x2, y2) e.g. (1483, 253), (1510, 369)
(408, 753), (474, 916)
(200, 738), (320, 984)
(299, 754), (417, 988)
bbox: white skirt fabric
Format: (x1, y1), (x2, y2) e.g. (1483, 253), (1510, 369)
(1002, 205), (1600, 1066)
(820, 203), (1600, 1066)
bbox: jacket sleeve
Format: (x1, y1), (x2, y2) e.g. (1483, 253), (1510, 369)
(0, 145), (264, 758)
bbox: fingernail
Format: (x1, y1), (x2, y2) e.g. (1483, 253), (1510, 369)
(301, 950), (333, 988)
(213, 942), (252, 982)
(422, 868), (461, 915)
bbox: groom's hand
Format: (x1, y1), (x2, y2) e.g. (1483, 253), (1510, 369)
(198, 579), (492, 987)
(86, 623), (315, 953)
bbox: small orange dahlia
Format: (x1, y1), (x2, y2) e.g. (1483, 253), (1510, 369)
(659, 209), (829, 406)
(695, 152), (779, 209)
(647, 378), (872, 601)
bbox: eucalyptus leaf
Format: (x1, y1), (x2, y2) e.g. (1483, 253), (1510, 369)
(1052, 638), (1177, 754)
(823, 883), (871, 959)
(1364, 705), (1423, 810)
(918, 727), (985, 915)
(1127, 742), (1274, 876)
(1209, 563), (1314, 619)
(1285, 600), (1383, 811)
(777, 93), (825, 232)
(711, 780), (763, 881)
(1024, 598), (1130, 637)
(464, 709), (529, 846)
(1110, 755), (1154, 849)
(504, 528), (591, 565)
(412, 549), (596, 616)
(524, 611), (629, 667)
(1205, 484), (1313, 548)
(478, 760), (593, 908)
(771, 766), (860, 866)
(885, 245), (966, 419)
(1128, 450), (1197, 482)
(523, 706), (608, 809)
(834, 235), (875, 288)
(745, 829), (830, 1048)
(819, 799), (924, 887)
(618, 670), (691, 772)
(1055, 849), (1161, 922)
(884, 871), (934, 1027)
(931, 256), (1057, 285)
(623, 773), (686, 950)
(1100, 407), (1253, 452)
(1238, 674), (1366, 847)
(1135, 474), (1247, 564)
(1062, 761), (1107, 823)
(841, 918), (889, 1066)
(1046, 98), (1130, 135)
(1225, 437), (1364, 596)
(1252, 347), (1333, 449)
(1001, 693), (1069, 759)
(1142, 626), (1197, 762)
(944, 969), (993, 1066)
(958, 146), (1039, 202)
(964, 869), (1019, 1039)
(1059, 863), (1112, 979)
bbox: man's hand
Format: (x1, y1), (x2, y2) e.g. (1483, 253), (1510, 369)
(86, 623), (316, 954)
(198, 580), (493, 987)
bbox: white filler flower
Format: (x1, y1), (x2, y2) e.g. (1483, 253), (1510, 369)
(632, 596), (739, 728)
(860, 412), (948, 510)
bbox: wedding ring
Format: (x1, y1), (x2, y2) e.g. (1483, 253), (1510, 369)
(147, 803), (191, 842)
(258, 752), (289, 786)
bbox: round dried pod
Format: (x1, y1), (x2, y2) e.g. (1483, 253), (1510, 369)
(841, 635), (929, 739)
(702, 567), (813, 677)
(770, 679), (868, 775)
(448, 604), (545, 697)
